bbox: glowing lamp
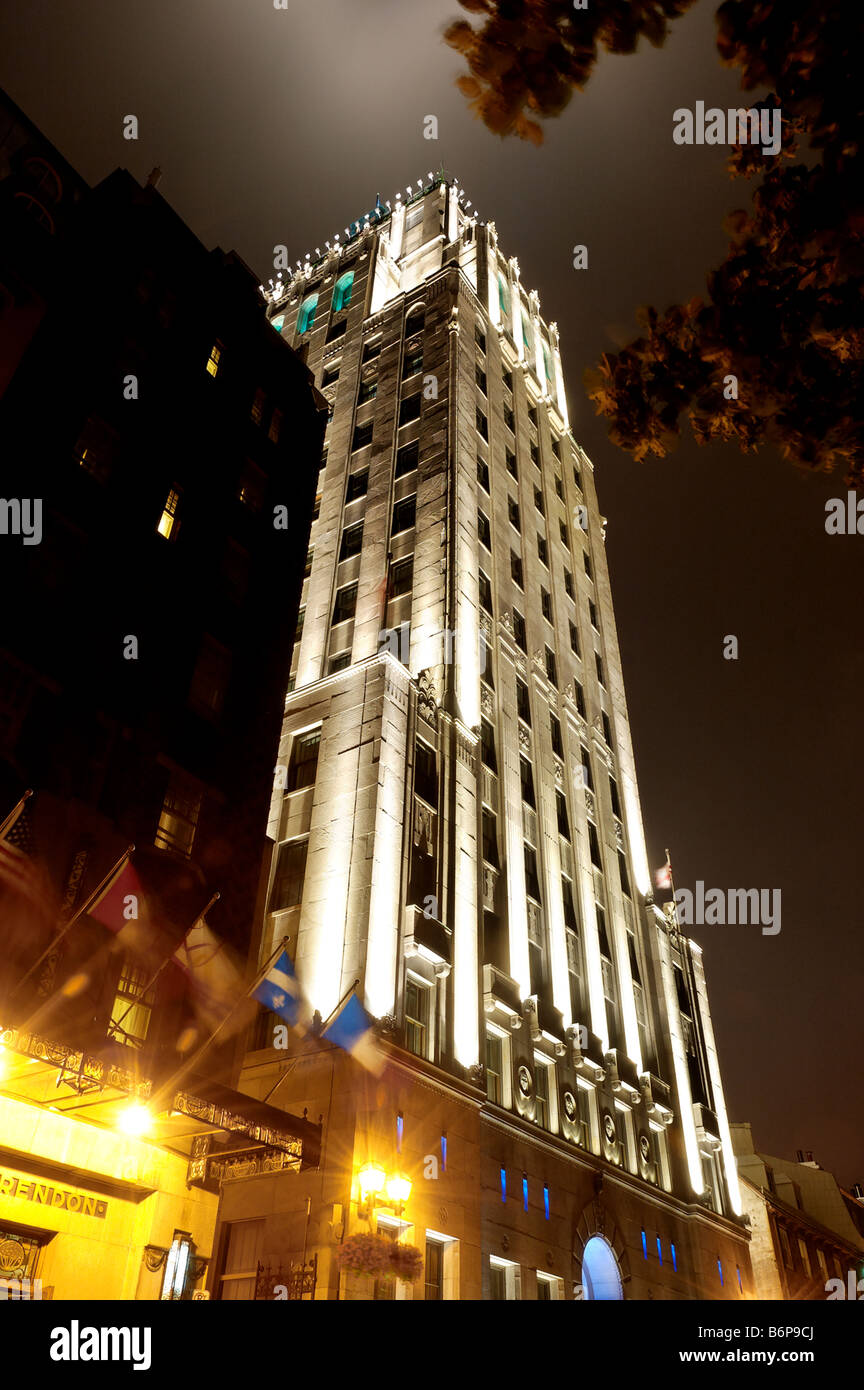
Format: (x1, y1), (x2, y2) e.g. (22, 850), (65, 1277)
(358, 1162), (386, 1199)
(117, 1103), (152, 1137)
(386, 1175), (412, 1206)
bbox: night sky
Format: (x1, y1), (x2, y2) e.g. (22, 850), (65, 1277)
(3, 0), (861, 1183)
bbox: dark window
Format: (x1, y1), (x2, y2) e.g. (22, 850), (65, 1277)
(530, 441), (539, 466)
(476, 364), (488, 395)
(312, 493), (321, 520)
(513, 609), (527, 651)
(396, 440), (420, 477)
(504, 406), (515, 432)
(581, 749), (594, 791)
(618, 852), (631, 898)
(609, 777), (622, 819)
(573, 465), (582, 490)
(322, 363), (340, 388)
(534, 487), (544, 516)
(556, 790), (570, 839)
(528, 405), (539, 428)
(508, 496), (521, 531)
(541, 588), (553, 623)
(551, 437), (561, 460)
(584, 554), (593, 579)
(545, 647), (558, 686)
(357, 374), (378, 404)
(516, 678), (531, 726)
(339, 522), (364, 560)
(332, 583), (358, 624)
(575, 680), (586, 718)
(511, 552), (523, 588)
(597, 904), (612, 959)
(479, 570), (494, 615)
(555, 475), (564, 500)
(237, 462), (265, 513)
(392, 495), (417, 535)
(270, 838), (308, 910)
(390, 556), (414, 597)
(559, 520), (569, 545)
(478, 510), (491, 550)
(415, 740), (438, 805)
(537, 534), (548, 566)
(400, 393), (422, 426)
(482, 808), (500, 868)
(564, 569), (574, 599)
(475, 325), (486, 353)
(524, 845), (542, 900)
(477, 456), (490, 492)
(189, 637), (231, 718)
(346, 470), (368, 502)
(595, 654), (605, 687)
(250, 388), (266, 425)
(550, 712), (563, 758)
(328, 651), (350, 673)
(325, 318), (347, 343)
(287, 730), (321, 792)
(352, 419), (373, 451)
(403, 347), (423, 379)
(425, 1239), (444, 1302)
(406, 306), (425, 334)
(520, 756), (535, 808)
(562, 879), (578, 933)
(476, 408), (488, 441)
(304, 548), (314, 580)
(481, 718), (497, 772)
(602, 711), (613, 746)
(506, 449), (517, 479)
(588, 823), (603, 869)
(362, 337), (382, 362)
(589, 600), (599, 629)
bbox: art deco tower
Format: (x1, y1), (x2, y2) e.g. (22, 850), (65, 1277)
(233, 176), (750, 1301)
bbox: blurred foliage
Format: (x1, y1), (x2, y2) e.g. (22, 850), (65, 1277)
(447, 0), (863, 477)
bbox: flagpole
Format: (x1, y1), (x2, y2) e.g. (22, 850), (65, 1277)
(149, 934), (292, 1112)
(0, 788), (33, 840)
(107, 891), (221, 1041)
(12, 844), (135, 996)
(317, 978), (360, 1034)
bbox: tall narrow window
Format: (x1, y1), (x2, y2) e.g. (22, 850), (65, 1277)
(519, 757), (536, 808)
(155, 776), (201, 857)
(486, 1029), (504, 1104)
(287, 728), (321, 791)
(157, 487), (182, 541)
(513, 609), (527, 651)
(206, 341), (222, 377)
(516, 678), (531, 726)
(332, 270), (354, 312)
(270, 838), (308, 910)
(332, 582), (358, 624)
(339, 521), (364, 560)
(396, 440), (419, 477)
(405, 978), (429, 1057)
(392, 495), (417, 535)
(480, 718), (497, 772)
(297, 293), (318, 334)
(109, 956), (154, 1048)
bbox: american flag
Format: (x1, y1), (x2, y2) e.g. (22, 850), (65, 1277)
(0, 799), (50, 910)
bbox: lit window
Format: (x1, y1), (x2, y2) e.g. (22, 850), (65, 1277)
(391, 495), (417, 536)
(405, 977), (429, 1057)
(287, 728), (321, 792)
(155, 776), (201, 857)
(486, 1029), (504, 1104)
(161, 1232), (195, 1301)
(297, 293), (318, 335)
(157, 487), (182, 540)
(108, 955), (154, 1048)
(333, 271), (354, 312)
(237, 461), (266, 512)
(250, 388), (266, 424)
(206, 342), (222, 377)
(332, 582), (358, 624)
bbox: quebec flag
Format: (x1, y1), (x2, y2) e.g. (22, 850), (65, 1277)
(252, 950), (305, 1027)
(322, 992), (385, 1075)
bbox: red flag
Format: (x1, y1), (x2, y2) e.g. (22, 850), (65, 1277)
(89, 858), (143, 932)
(654, 864), (672, 891)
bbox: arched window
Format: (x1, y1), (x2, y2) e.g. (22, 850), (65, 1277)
(581, 1235), (624, 1301)
(521, 308), (534, 358)
(12, 192), (54, 234)
(333, 271), (354, 313)
(405, 303), (425, 334)
(297, 293), (318, 335)
(24, 156), (62, 204)
(498, 274), (510, 321)
(542, 341), (554, 383)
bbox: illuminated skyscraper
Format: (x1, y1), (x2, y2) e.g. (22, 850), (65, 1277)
(227, 177), (750, 1301)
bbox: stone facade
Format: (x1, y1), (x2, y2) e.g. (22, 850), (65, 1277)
(217, 177), (751, 1300)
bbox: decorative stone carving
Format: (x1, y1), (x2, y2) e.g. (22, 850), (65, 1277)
(518, 725), (530, 752)
(417, 670), (437, 726)
(480, 684), (494, 716)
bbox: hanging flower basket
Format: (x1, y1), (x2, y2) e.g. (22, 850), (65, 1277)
(388, 1241), (423, 1284)
(337, 1233), (395, 1279)
(338, 1233), (424, 1284)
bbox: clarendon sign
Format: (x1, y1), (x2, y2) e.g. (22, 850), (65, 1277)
(0, 1171), (108, 1219)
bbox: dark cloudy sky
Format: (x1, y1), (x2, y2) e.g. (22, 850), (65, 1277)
(3, 0), (861, 1182)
